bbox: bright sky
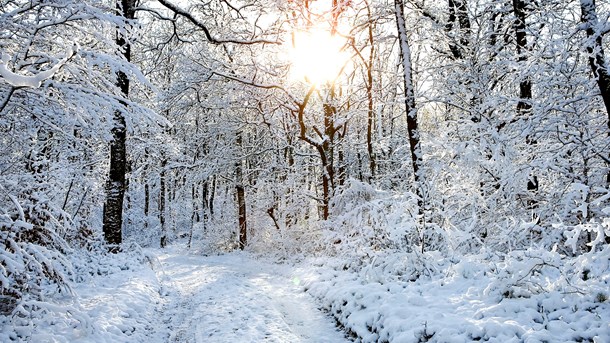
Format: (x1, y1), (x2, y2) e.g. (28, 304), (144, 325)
(288, 27), (350, 85)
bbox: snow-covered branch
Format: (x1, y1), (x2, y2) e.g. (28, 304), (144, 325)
(0, 45), (77, 88)
(156, 0), (281, 45)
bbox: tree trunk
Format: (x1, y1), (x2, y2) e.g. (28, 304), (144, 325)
(236, 132), (247, 250)
(192, 183), (200, 223)
(159, 158), (167, 248)
(312, 101), (337, 221)
(103, 0), (135, 252)
(202, 180), (209, 225)
(337, 99), (348, 187)
(144, 182), (149, 227)
(366, 4), (376, 180)
(446, 0), (471, 59)
(513, 0), (532, 114)
(580, 0), (610, 185)
(188, 183), (198, 248)
(209, 175), (216, 217)
(512, 0), (539, 204)
(395, 0), (425, 251)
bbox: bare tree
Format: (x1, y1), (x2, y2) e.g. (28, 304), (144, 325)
(236, 132), (247, 250)
(512, 0), (539, 203)
(580, 0), (610, 185)
(394, 0), (425, 251)
(103, 0), (136, 251)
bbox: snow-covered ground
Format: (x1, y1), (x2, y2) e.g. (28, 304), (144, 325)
(0, 247), (350, 342)
(0, 247), (165, 343)
(156, 249), (349, 342)
(2, 246), (608, 342)
(297, 248), (610, 343)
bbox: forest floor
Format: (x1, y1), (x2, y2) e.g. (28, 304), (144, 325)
(2, 245), (608, 342)
(0, 247), (350, 342)
(155, 248), (350, 343)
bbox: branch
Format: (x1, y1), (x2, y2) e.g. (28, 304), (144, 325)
(407, 0), (442, 26)
(0, 45), (77, 88)
(156, 0), (281, 45)
(210, 70), (298, 109)
(0, 86), (16, 113)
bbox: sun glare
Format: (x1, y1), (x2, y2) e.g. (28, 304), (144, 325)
(289, 28), (349, 85)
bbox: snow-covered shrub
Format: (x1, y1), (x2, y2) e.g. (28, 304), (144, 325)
(483, 248), (563, 300)
(0, 193), (72, 315)
(324, 179), (424, 257)
(300, 246), (610, 343)
(550, 185), (610, 254)
(563, 219), (610, 255)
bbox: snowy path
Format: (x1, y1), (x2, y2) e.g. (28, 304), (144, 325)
(155, 251), (350, 343)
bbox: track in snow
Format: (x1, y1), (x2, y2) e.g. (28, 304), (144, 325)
(156, 251), (350, 343)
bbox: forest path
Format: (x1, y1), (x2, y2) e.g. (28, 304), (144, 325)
(155, 249), (350, 343)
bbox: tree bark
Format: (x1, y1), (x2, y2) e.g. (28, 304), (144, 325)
(295, 85), (339, 221)
(446, 0), (471, 59)
(159, 158), (167, 248)
(395, 0), (425, 251)
(319, 102), (337, 220)
(236, 132), (247, 250)
(144, 183), (149, 227)
(581, 0), (610, 116)
(209, 175), (216, 216)
(512, 0), (538, 198)
(202, 180), (209, 224)
(103, 0), (135, 252)
(365, 3), (376, 180)
(513, 0), (533, 115)
(580, 0), (610, 185)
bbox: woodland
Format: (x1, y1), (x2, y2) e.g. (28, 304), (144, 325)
(0, 0), (609, 342)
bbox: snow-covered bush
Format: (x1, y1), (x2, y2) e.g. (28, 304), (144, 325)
(483, 248), (563, 300)
(299, 246), (610, 343)
(324, 179), (424, 257)
(0, 192), (72, 315)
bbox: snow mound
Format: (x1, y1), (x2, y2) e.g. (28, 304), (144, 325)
(297, 248), (610, 342)
(0, 247), (164, 343)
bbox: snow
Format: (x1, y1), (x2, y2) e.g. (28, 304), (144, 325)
(157, 249), (349, 342)
(0, 248), (165, 343)
(0, 46), (75, 88)
(0, 247), (349, 342)
(2, 245), (609, 342)
(297, 248), (610, 343)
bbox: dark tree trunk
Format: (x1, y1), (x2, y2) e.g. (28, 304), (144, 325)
(209, 175), (216, 216)
(103, 110), (127, 251)
(512, 0), (539, 199)
(192, 183), (200, 223)
(187, 183), (198, 248)
(366, 5), (376, 180)
(267, 207), (281, 231)
(581, 0), (610, 116)
(295, 83), (341, 220)
(159, 159), (167, 248)
(321, 102), (337, 220)
(395, 0), (425, 252)
(455, 0), (471, 42)
(237, 183), (247, 249)
(446, 0), (471, 59)
(337, 136), (346, 187)
(144, 183), (149, 226)
(236, 132), (247, 250)
(580, 0), (610, 185)
(202, 180), (209, 224)
(513, 0), (533, 114)
(103, 0), (136, 252)
(337, 100), (348, 187)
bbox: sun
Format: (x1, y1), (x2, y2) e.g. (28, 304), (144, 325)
(288, 28), (349, 85)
